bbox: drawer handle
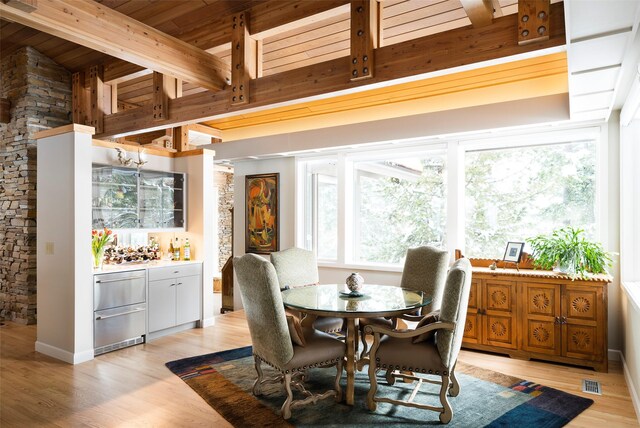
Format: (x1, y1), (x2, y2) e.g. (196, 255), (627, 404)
(174, 271), (179, 274)
(177, 282), (182, 285)
(95, 276), (145, 284)
(96, 307), (145, 320)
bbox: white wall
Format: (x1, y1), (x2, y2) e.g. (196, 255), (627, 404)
(174, 150), (218, 324)
(620, 119), (640, 417)
(232, 157), (296, 309)
(36, 129), (94, 364)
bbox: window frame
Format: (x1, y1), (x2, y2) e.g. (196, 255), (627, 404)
(295, 125), (606, 271)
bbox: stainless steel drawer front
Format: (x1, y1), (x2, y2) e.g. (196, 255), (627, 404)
(94, 270), (146, 311)
(94, 303), (146, 349)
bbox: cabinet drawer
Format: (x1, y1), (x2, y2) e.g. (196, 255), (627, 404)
(148, 263), (202, 281)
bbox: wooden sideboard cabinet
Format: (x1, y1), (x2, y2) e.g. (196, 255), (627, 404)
(462, 267), (610, 372)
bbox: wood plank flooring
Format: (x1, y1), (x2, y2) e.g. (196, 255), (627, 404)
(1, 311), (637, 427)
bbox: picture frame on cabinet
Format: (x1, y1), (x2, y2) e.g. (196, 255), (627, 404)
(503, 241), (525, 263)
(245, 173), (279, 254)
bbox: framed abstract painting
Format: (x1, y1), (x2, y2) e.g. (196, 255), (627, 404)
(245, 173), (279, 254)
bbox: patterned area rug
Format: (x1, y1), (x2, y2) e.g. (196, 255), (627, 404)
(166, 346), (593, 427)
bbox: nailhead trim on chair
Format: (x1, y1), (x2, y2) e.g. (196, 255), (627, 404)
(375, 360), (449, 376)
(254, 353), (342, 375)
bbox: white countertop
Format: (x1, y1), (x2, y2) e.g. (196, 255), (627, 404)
(93, 259), (202, 274)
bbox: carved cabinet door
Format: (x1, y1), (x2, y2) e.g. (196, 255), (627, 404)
(482, 280), (517, 349)
(521, 283), (561, 355)
(463, 278), (482, 344)
(562, 284), (604, 361)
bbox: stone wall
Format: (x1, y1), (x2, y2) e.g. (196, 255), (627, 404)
(216, 170), (234, 272)
(0, 47), (72, 324)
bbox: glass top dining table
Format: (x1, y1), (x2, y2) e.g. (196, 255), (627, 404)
(281, 284), (432, 405)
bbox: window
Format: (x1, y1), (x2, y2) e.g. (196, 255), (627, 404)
(302, 160), (338, 261)
(297, 126), (602, 269)
(464, 141), (597, 258)
(353, 154), (447, 264)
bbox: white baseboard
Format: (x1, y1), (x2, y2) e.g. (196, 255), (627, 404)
(609, 349), (622, 361)
(35, 341), (94, 365)
(621, 352), (640, 422)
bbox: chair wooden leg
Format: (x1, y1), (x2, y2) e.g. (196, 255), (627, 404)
(439, 374), (453, 424)
(385, 368), (396, 386)
(449, 366), (460, 397)
(366, 358), (378, 411)
(252, 356), (264, 396)
(359, 329), (369, 361)
(334, 358), (343, 402)
(281, 373), (294, 420)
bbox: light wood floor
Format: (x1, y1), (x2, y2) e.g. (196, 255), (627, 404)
(1, 311), (638, 427)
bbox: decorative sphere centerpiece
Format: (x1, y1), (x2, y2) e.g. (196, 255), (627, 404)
(346, 272), (364, 293)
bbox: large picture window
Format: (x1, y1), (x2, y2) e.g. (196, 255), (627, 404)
(464, 141), (596, 258)
(297, 127), (602, 268)
(353, 154), (446, 264)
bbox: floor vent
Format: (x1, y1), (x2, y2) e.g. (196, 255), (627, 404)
(582, 379), (602, 395)
(95, 336), (144, 356)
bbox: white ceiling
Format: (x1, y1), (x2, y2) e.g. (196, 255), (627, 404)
(566, 0), (640, 121)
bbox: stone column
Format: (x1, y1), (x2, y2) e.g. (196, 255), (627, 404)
(0, 46), (71, 324)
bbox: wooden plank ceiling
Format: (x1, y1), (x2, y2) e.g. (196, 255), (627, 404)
(0, 0), (566, 143)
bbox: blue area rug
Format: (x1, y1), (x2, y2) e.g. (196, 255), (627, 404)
(166, 346), (593, 427)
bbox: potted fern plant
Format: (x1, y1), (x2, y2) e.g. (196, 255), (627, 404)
(527, 226), (613, 279)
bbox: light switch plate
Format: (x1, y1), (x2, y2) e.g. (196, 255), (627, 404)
(45, 242), (54, 255)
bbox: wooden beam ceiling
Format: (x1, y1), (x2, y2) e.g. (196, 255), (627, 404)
(0, 0), (230, 91)
(97, 2), (566, 139)
(460, 0), (495, 27)
(100, 0), (350, 84)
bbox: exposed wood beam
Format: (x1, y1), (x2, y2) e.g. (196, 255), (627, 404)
(3, 0), (36, 13)
(97, 2), (565, 139)
(230, 11), (256, 106)
(0, 98), (10, 123)
(518, 0), (550, 45)
(110, 83), (118, 114)
(71, 71), (87, 125)
(491, 0), (504, 18)
(251, 2), (351, 40)
(104, 62), (149, 85)
(0, 0), (230, 91)
(350, 0), (379, 81)
(88, 65), (104, 133)
(152, 73), (178, 122)
(117, 100), (142, 111)
(173, 126), (189, 152)
(460, 0), (495, 27)
(99, 0), (349, 84)
(187, 124), (223, 139)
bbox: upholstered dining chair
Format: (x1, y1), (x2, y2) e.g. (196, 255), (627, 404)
(364, 257), (472, 424)
(234, 253), (345, 420)
(271, 247), (344, 333)
(359, 245), (449, 359)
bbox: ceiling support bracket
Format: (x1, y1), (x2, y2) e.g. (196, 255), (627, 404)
(518, 0), (550, 45)
(350, 0), (378, 81)
(231, 11), (256, 106)
(88, 65), (105, 133)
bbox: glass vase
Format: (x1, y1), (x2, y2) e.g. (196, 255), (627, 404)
(93, 248), (105, 270)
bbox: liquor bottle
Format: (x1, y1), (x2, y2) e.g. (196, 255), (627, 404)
(183, 238), (191, 261)
(173, 238), (180, 260)
(168, 240), (175, 260)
